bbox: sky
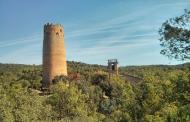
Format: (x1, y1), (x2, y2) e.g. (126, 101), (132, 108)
(0, 0), (189, 66)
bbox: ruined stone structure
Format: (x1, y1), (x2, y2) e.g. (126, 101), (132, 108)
(108, 59), (118, 76)
(42, 23), (67, 88)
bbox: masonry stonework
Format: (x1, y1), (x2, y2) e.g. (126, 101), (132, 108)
(42, 23), (67, 88)
(108, 59), (118, 76)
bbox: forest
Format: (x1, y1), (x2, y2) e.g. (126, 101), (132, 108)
(0, 61), (189, 122)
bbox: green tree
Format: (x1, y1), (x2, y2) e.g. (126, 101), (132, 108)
(48, 82), (96, 121)
(172, 72), (190, 104)
(0, 83), (52, 122)
(159, 9), (190, 60)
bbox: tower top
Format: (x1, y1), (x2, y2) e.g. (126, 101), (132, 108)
(44, 23), (63, 29)
(44, 23), (64, 33)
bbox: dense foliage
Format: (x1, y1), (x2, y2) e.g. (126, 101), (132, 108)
(159, 9), (190, 60)
(0, 61), (190, 122)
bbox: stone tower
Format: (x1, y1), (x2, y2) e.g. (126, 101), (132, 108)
(108, 59), (118, 76)
(42, 23), (67, 88)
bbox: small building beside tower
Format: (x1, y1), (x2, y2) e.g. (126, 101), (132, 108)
(108, 59), (119, 78)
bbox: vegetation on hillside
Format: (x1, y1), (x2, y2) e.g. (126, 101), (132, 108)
(0, 61), (189, 122)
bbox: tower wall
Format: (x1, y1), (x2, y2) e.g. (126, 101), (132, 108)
(42, 23), (67, 88)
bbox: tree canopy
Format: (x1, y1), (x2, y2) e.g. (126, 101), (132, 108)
(159, 9), (190, 60)
(0, 62), (190, 121)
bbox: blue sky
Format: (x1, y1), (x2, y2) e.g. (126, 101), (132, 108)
(0, 0), (189, 66)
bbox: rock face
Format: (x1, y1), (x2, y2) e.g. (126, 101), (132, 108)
(42, 23), (67, 88)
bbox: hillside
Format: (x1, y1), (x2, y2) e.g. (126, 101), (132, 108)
(0, 61), (190, 122)
(1, 61), (189, 77)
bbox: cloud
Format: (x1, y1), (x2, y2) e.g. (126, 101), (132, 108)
(68, 33), (159, 57)
(0, 42), (42, 64)
(0, 34), (41, 48)
(0, 33), (42, 64)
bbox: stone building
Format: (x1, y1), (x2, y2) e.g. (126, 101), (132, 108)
(42, 23), (67, 88)
(108, 59), (118, 76)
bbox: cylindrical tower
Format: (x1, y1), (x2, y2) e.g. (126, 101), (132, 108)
(42, 23), (67, 88)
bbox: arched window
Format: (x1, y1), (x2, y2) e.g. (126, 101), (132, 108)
(56, 32), (59, 36)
